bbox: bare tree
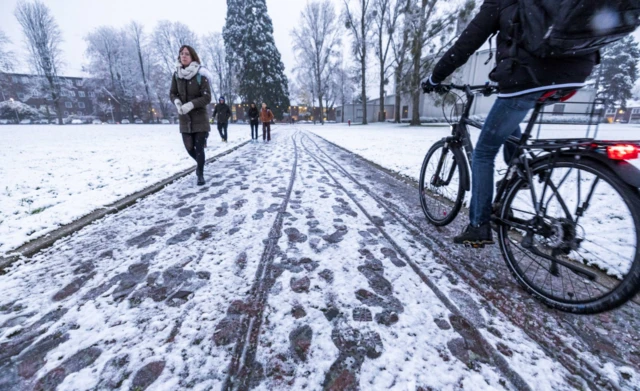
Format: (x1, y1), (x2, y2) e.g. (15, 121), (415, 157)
(293, 64), (318, 122)
(15, 0), (64, 124)
(152, 21), (199, 76)
(332, 57), (355, 122)
(343, 0), (375, 124)
(372, 0), (403, 122)
(0, 30), (13, 73)
(292, 1), (341, 125)
(390, 0), (412, 123)
(407, 0), (461, 125)
(202, 32), (234, 103)
(129, 21), (154, 122)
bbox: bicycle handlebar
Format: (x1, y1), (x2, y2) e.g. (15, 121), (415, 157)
(422, 82), (499, 97)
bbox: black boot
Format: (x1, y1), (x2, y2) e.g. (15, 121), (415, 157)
(196, 170), (205, 186)
(453, 222), (494, 248)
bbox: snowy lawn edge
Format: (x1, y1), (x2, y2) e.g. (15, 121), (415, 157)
(0, 139), (251, 268)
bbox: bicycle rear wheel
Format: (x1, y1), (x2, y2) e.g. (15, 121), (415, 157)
(419, 140), (466, 226)
(498, 156), (640, 314)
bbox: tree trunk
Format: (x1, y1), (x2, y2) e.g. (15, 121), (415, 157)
(410, 6), (426, 126)
(136, 47), (153, 122)
(361, 6), (368, 125)
(378, 34), (385, 123)
(394, 66), (402, 123)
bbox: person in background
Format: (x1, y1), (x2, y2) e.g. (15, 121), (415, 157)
(247, 102), (259, 142)
(260, 103), (274, 142)
(170, 45), (212, 186)
(213, 96), (232, 142)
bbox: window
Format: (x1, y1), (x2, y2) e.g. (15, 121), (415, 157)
(88, 92), (95, 98)
(21, 76), (28, 83)
(633, 108), (640, 114)
(553, 104), (565, 115)
(402, 105), (409, 119)
(11, 76), (18, 83)
(31, 89), (39, 98)
(66, 79), (72, 87)
(78, 102), (85, 109)
(78, 91), (85, 98)
(60, 90), (67, 97)
(65, 101), (73, 108)
(69, 90), (76, 97)
(337, 110), (342, 118)
(17, 93), (25, 100)
(356, 109), (363, 119)
(607, 107), (617, 114)
(75, 79), (83, 86)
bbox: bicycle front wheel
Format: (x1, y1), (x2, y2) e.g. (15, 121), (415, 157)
(498, 156), (640, 314)
(419, 140), (466, 226)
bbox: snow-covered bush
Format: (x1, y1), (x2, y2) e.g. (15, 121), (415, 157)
(0, 100), (42, 120)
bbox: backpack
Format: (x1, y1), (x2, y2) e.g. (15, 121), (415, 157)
(513, 0), (640, 58)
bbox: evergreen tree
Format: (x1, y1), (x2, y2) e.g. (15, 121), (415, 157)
(238, 0), (290, 119)
(591, 35), (640, 109)
(222, 0), (244, 103)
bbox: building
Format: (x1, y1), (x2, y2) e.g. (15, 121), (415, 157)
(336, 48), (597, 124)
(0, 72), (103, 121)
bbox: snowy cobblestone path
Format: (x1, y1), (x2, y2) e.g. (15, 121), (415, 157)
(0, 128), (638, 391)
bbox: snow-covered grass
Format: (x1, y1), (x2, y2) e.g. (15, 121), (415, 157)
(0, 124), (252, 255)
(305, 122), (640, 183)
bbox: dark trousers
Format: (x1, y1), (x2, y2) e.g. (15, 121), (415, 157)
(262, 122), (271, 141)
(250, 121), (259, 139)
(217, 122), (228, 140)
(182, 132), (207, 175)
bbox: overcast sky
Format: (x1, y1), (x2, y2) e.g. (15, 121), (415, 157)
(0, 0), (344, 78)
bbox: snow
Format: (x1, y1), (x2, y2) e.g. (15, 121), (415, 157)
(0, 128), (637, 390)
(0, 124), (251, 256)
(304, 122), (640, 280)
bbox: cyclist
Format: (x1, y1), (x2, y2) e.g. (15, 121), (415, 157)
(423, 0), (597, 247)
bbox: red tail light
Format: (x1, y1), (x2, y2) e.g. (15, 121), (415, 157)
(607, 144), (639, 160)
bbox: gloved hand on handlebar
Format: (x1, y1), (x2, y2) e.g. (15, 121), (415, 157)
(421, 76), (451, 94)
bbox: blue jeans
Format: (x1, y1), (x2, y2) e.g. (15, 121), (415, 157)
(469, 92), (543, 226)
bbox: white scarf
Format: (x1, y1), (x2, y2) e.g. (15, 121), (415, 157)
(176, 61), (201, 80)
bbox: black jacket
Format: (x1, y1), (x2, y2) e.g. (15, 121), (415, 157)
(213, 103), (232, 124)
(247, 106), (259, 123)
(431, 0), (597, 95)
(169, 73), (212, 133)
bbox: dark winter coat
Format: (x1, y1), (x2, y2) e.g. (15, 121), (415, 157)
(431, 0), (598, 96)
(213, 103), (232, 124)
(248, 106), (259, 124)
(170, 73), (212, 133)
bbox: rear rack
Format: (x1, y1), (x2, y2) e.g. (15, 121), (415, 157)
(530, 97), (606, 139)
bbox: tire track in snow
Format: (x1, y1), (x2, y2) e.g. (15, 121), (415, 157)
(303, 132), (632, 391)
(222, 132), (300, 391)
(299, 133), (533, 391)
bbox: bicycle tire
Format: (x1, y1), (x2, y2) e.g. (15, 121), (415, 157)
(498, 156), (640, 314)
(419, 140), (466, 226)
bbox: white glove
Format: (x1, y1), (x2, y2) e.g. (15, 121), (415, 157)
(174, 99), (182, 113)
(181, 102), (194, 115)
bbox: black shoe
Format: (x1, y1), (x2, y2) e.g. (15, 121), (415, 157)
(197, 173), (205, 186)
(453, 223), (494, 248)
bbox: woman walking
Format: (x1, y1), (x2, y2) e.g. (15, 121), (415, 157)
(248, 102), (259, 141)
(260, 103), (274, 142)
(170, 45), (213, 186)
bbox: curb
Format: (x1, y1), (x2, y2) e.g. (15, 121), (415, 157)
(0, 139), (251, 273)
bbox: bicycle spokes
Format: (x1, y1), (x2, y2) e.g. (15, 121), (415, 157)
(500, 161), (638, 306)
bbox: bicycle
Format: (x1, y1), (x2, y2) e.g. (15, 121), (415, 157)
(419, 83), (640, 314)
